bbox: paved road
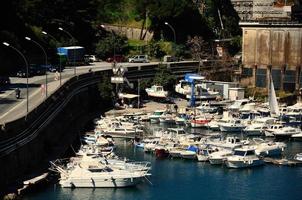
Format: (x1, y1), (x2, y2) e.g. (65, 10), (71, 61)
(0, 61), (159, 124)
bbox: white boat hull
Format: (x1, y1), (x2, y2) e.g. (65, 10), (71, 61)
(60, 176), (143, 188)
(225, 159), (264, 168)
(209, 158), (225, 165)
(220, 126), (245, 132)
(180, 151), (197, 160)
(197, 155), (209, 162)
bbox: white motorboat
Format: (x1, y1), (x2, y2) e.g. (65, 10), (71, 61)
(243, 117), (276, 136)
(148, 110), (165, 123)
(228, 99), (250, 112)
(225, 148), (264, 169)
(144, 140), (160, 153)
(205, 116), (232, 131)
(219, 119), (246, 132)
(180, 150), (197, 160)
(207, 136), (245, 150)
(174, 116), (187, 125)
(196, 102), (218, 113)
(264, 123), (284, 137)
(282, 103), (302, 119)
(294, 153), (302, 162)
(81, 134), (97, 145)
(273, 127), (301, 139)
(197, 148), (217, 162)
(291, 132), (302, 140)
(101, 126), (143, 136)
(175, 79), (219, 100)
(208, 149), (233, 165)
(51, 155), (151, 188)
(159, 114), (175, 124)
(251, 138), (286, 157)
(145, 85), (168, 98)
(169, 148), (184, 158)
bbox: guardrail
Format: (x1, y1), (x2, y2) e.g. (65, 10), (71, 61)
(0, 61), (200, 157)
(0, 71), (108, 157)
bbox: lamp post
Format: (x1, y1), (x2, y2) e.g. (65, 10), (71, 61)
(25, 36), (48, 98)
(164, 22), (176, 43)
(111, 64), (125, 107)
(58, 27), (76, 76)
(3, 42), (29, 114)
(42, 31), (62, 86)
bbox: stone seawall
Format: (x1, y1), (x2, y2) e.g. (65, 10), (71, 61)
(0, 71), (112, 194)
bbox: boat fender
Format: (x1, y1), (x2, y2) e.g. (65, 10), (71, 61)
(248, 160), (253, 165)
(266, 151), (269, 155)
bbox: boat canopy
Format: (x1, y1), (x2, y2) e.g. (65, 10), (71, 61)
(184, 73), (205, 83)
(118, 93), (139, 99)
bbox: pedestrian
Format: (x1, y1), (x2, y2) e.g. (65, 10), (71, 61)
(15, 88), (21, 99)
(54, 71), (59, 81)
(174, 104), (178, 113)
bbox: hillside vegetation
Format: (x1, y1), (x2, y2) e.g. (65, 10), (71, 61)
(0, 0), (241, 74)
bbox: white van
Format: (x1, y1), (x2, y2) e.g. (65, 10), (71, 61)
(128, 55), (149, 63)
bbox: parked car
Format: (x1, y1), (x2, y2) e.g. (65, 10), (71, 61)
(163, 55), (178, 62)
(128, 55), (149, 63)
(84, 54), (99, 63)
(106, 55), (126, 63)
(0, 76), (10, 86)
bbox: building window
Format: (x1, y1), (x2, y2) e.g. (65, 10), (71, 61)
(256, 68), (267, 88)
(271, 69), (281, 89)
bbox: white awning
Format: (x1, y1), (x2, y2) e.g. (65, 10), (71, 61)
(118, 93), (139, 99)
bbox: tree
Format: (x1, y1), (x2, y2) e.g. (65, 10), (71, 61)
(153, 64), (176, 91)
(98, 74), (114, 103)
(95, 34), (129, 60)
(186, 36), (211, 60)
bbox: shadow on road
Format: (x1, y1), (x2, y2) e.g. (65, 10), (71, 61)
(0, 98), (19, 105)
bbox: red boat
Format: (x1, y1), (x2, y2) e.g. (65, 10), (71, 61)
(155, 147), (169, 158)
(190, 117), (211, 128)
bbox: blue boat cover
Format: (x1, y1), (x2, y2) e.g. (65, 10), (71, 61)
(187, 145), (199, 152)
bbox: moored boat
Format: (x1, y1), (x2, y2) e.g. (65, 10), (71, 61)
(225, 148), (264, 169)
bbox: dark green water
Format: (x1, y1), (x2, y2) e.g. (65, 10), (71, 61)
(23, 128), (302, 200)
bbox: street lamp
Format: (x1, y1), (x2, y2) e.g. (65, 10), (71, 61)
(111, 64), (125, 107)
(42, 31), (62, 86)
(25, 36), (48, 98)
(3, 42), (29, 114)
(58, 27), (76, 76)
(164, 22), (176, 43)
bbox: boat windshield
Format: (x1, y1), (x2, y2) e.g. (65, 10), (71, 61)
(245, 150), (255, 156)
(234, 150), (246, 156)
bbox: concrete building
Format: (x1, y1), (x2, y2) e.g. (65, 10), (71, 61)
(230, 0), (254, 21)
(231, 0), (294, 21)
(240, 22), (302, 91)
(230, 0), (302, 91)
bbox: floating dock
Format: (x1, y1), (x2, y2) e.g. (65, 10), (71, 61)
(263, 158), (302, 167)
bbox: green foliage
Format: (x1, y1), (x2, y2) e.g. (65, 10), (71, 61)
(147, 41), (166, 58)
(95, 34), (129, 59)
(98, 74), (114, 102)
(153, 64), (176, 91)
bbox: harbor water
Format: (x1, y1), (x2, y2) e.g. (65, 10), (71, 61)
(23, 126), (302, 200)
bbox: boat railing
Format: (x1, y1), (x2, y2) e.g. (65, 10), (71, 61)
(124, 161), (151, 171)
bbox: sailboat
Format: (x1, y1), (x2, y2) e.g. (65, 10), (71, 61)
(268, 72), (280, 117)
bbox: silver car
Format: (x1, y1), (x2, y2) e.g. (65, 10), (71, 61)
(128, 55), (149, 63)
